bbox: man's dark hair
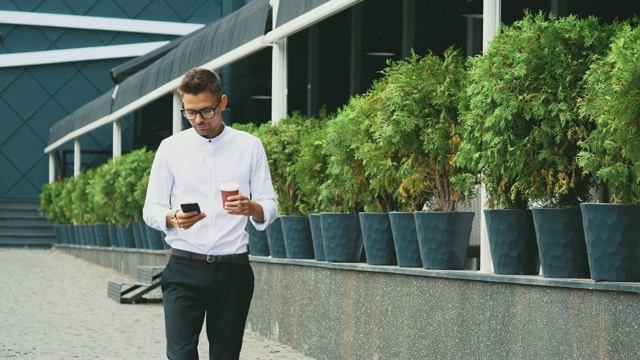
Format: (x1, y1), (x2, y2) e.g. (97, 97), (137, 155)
(178, 68), (222, 97)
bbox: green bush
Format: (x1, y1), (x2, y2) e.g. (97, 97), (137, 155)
(86, 157), (119, 224)
(319, 96), (375, 213)
(39, 177), (71, 224)
(70, 169), (94, 224)
(293, 112), (331, 215)
(40, 148), (156, 226)
(113, 148), (155, 224)
(457, 11), (618, 209)
(578, 22), (640, 203)
(261, 112), (329, 215)
(366, 48), (472, 211)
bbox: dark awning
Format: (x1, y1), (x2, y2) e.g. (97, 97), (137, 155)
(111, 0), (270, 113)
(276, 0), (331, 27)
(109, 28), (204, 85)
(48, 90), (114, 146)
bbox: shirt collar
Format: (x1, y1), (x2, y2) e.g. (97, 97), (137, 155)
(187, 123), (228, 144)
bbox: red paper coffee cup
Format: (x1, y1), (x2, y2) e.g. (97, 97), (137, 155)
(221, 181), (240, 206)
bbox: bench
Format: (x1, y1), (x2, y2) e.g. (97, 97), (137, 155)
(107, 266), (164, 304)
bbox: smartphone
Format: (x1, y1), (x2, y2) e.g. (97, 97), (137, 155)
(180, 202), (201, 214)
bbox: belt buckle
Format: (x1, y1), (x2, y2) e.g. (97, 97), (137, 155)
(206, 254), (216, 263)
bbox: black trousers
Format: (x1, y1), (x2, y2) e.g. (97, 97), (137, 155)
(160, 255), (254, 360)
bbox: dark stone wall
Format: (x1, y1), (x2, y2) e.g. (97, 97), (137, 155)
(55, 246), (640, 359)
(248, 259), (640, 359)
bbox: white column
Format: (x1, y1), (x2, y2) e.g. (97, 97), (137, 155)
(482, 0), (501, 53)
(49, 152), (55, 183)
(480, 0), (501, 272)
(270, 0), (287, 124)
(173, 91), (183, 134)
(74, 137), (81, 177)
(113, 119), (122, 158)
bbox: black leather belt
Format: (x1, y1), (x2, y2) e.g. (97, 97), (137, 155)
(170, 248), (249, 265)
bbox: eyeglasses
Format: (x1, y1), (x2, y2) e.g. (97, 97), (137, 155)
(181, 98), (221, 120)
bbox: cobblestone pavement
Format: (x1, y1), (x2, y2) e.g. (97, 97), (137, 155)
(0, 249), (315, 360)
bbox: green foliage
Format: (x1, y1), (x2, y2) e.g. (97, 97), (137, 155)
(40, 148), (156, 226)
(262, 112), (328, 215)
(229, 122), (265, 140)
(457, 11), (617, 209)
(59, 174), (76, 224)
(70, 168), (94, 224)
(320, 96), (378, 213)
(39, 178), (71, 224)
(86, 158), (119, 223)
(578, 22), (640, 203)
(113, 148), (155, 224)
(293, 112), (331, 214)
(366, 48), (472, 211)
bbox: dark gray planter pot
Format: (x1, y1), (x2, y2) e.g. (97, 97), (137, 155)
(359, 212), (397, 265)
(68, 224), (78, 245)
(281, 215), (314, 259)
(132, 220), (145, 249)
(532, 207), (589, 278)
(581, 203), (640, 281)
(320, 213), (363, 262)
(117, 222), (135, 248)
(138, 221), (150, 249)
(58, 224), (67, 245)
(485, 209), (539, 275)
(53, 224), (63, 245)
(414, 211), (474, 270)
(266, 217), (287, 258)
(145, 224), (166, 250)
(107, 223), (120, 247)
(74, 225), (84, 246)
(246, 220), (270, 256)
(388, 212), (422, 267)
(308, 214), (325, 261)
(94, 223), (111, 247)
(86, 224), (97, 246)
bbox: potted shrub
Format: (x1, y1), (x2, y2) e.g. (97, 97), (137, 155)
(39, 178), (71, 244)
(329, 93), (400, 266)
(293, 116), (331, 261)
(262, 112), (327, 260)
(457, 12), (617, 275)
(366, 48), (475, 270)
(229, 123), (272, 257)
(577, 22), (640, 281)
(132, 158), (167, 250)
(87, 157), (120, 247)
(114, 148), (155, 249)
(317, 100), (371, 263)
(71, 169), (97, 246)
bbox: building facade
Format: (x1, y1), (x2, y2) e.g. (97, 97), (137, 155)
(2, 0), (640, 202)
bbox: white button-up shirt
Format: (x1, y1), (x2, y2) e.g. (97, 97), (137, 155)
(143, 126), (277, 255)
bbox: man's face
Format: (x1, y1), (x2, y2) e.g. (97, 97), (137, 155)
(182, 90), (227, 139)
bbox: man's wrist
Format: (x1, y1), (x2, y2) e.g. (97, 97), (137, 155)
(171, 209), (181, 228)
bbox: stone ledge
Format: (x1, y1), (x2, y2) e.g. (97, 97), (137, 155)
(250, 255), (640, 294)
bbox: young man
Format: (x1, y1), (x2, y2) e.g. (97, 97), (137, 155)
(143, 67), (277, 359)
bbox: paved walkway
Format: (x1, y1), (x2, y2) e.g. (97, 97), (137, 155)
(0, 249), (315, 359)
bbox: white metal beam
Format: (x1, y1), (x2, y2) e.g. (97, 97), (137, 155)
(480, 0), (501, 273)
(74, 138), (81, 177)
(0, 41), (169, 68)
(270, 0), (286, 124)
(173, 92), (183, 135)
(113, 119), (122, 158)
(49, 153), (55, 184)
(0, 10), (203, 35)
